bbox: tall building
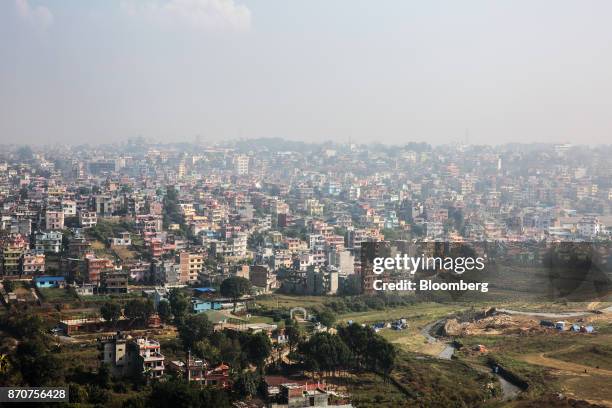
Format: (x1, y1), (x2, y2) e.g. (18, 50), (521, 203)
(250, 265), (277, 293)
(45, 210), (65, 230)
(179, 251), (204, 284)
(234, 155), (249, 176)
(1, 235), (29, 275)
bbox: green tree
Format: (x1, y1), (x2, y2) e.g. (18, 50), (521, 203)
(317, 309), (336, 328)
(16, 338), (64, 386)
(157, 300), (172, 323)
(193, 339), (220, 363)
(100, 302), (122, 325)
(245, 332), (271, 373)
(367, 336), (396, 379)
(163, 186), (184, 228)
(87, 384), (110, 405)
(337, 323), (396, 378)
(233, 370), (258, 398)
(337, 323), (372, 369)
(299, 332), (351, 378)
(16, 145), (34, 161)
(147, 378), (231, 408)
(97, 363), (112, 389)
(220, 276), (252, 312)
(2, 280), (15, 293)
(68, 383), (89, 403)
(285, 325), (304, 354)
(122, 396), (147, 408)
(178, 314), (214, 350)
(124, 299), (154, 323)
(168, 289), (189, 323)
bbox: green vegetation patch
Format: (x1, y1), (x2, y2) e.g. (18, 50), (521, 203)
(38, 287), (77, 302)
(344, 372), (408, 407)
(391, 352), (498, 406)
(486, 354), (556, 398)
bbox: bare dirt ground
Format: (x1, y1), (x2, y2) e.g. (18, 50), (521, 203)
(519, 346), (612, 407)
(523, 351), (612, 376)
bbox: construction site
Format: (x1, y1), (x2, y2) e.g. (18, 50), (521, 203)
(441, 307), (607, 338)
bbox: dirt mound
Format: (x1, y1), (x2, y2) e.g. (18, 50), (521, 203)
(443, 315), (538, 336)
(442, 319), (463, 336)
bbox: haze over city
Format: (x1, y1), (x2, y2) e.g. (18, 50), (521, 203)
(2, 0), (612, 145)
(1, 4), (612, 404)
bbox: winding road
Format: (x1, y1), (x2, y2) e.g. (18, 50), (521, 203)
(418, 305), (611, 400)
(420, 317), (523, 399)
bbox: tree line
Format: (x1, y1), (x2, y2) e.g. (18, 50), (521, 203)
(298, 322), (396, 380)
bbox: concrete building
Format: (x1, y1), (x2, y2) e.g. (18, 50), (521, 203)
(79, 211), (97, 228)
(234, 154), (249, 176)
(86, 255), (114, 284)
(1, 234), (28, 275)
(169, 356), (231, 388)
(179, 251), (204, 284)
(100, 269), (129, 294)
(61, 200), (77, 217)
(45, 210), (65, 230)
(250, 265), (277, 293)
(21, 251), (45, 274)
(130, 337), (165, 379)
(577, 216), (601, 238)
(111, 232), (132, 246)
(100, 332), (165, 379)
(154, 260), (181, 285)
(35, 231), (63, 253)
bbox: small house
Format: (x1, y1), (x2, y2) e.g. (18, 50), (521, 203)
(34, 276), (66, 289)
(192, 298), (222, 313)
(74, 283), (95, 296)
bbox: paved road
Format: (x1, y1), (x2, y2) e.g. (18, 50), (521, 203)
(420, 319), (455, 359)
(420, 320), (442, 344)
(496, 374), (522, 399)
(422, 317), (522, 399)
(438, 345), (455, 360)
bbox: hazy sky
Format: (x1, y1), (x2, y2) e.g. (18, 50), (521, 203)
(2, 0), (612, 145)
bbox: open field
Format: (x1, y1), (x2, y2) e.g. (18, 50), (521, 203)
(245, 314), (278, 325)
(391, 352), (499, 407)
(325, 351), (499, 407)
(255, 294), (329, 309)
(91, 240), (115, 258)
(338, 302), (463, 354)
(339, 372), (408, 407)
(338, 302), (459, 324)
(38, 287), (78, 302)
(552, 343), (612, 371)
(112, 246), (136, 261)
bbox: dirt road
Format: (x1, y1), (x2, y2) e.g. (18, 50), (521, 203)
(496, 308), (592, 318)
(522, 352), (612, 377)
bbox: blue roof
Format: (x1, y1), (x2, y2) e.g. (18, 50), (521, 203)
(194, 287), (216, 293)
(34, 276), (65, 283)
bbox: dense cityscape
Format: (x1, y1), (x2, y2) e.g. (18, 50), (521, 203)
(0, 139), (610, 407)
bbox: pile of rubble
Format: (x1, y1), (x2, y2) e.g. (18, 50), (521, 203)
(443, 314), (536, 336)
